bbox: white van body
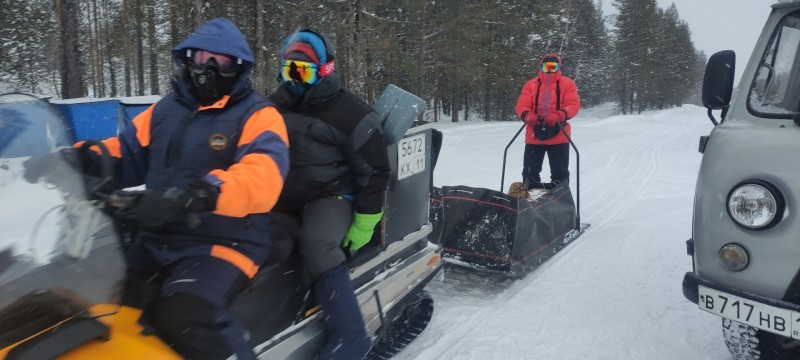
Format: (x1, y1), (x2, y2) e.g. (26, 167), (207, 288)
(683, 1), (800, 359)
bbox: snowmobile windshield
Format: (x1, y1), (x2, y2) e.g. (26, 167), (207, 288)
(0, 93), (125, 348)
(747, 10), (800, 118)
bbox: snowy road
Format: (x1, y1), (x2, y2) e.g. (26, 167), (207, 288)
(396, 104), (733, 360)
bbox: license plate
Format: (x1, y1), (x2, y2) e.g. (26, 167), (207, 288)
(699, 285), (800, 339)
(397, 133), (425, 180)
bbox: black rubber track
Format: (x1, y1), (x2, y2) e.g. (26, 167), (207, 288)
(365, 291), (434, 360)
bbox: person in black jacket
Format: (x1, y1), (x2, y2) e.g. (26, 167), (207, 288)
(268, 29), (389, 360)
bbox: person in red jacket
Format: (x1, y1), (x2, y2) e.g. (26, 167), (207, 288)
(515, 53), (580, 190)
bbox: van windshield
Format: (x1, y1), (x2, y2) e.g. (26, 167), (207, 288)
(747, 10), (800, 118)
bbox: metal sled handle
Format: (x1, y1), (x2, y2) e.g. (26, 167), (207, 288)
(556, 121), (581, 231)
(500, 123), (527, 192)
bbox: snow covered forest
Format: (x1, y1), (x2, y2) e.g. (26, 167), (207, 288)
(1, 0), (703, 119)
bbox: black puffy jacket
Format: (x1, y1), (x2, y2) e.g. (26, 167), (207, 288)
(269, 72), (390, 215)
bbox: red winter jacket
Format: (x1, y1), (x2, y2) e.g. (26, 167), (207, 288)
(515, 54), (580, 145)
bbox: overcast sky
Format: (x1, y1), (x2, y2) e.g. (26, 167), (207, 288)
(600, 0), (777, 84)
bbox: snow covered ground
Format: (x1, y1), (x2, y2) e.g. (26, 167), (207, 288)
(396, 103), (732, 360)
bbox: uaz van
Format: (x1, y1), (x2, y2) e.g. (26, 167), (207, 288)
(682, 1), (800, 359)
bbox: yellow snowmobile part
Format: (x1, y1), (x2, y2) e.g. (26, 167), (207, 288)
(0, 304), (181, 359)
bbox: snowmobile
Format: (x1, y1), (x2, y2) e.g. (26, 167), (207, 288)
(0, 88), (442, 360)
(681, 2), (800, 359)
(429, 119), (589, 279)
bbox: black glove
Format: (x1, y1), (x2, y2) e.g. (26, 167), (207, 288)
(520, 110), (529, 121)
(23, 148), (81, 184)
(116, 180), (219, 229)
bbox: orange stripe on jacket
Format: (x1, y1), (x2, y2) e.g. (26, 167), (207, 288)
(198, 95), (231, 111)
(74, 138), (123, 158)
(210, 245), (259, 278)
(130, 105), (154, 147)
(208, 106), (289, 217)
(239, 106), (289, 146)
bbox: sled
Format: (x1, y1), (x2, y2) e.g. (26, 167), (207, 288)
(431, 182), (588, 278)
(0, 86), (440, 360)
(430, 122), (589, 278)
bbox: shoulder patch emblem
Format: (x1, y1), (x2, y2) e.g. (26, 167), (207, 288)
(209, 133), (228, 151)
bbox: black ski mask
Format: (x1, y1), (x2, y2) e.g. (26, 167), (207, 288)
(186, 56), (240, 105)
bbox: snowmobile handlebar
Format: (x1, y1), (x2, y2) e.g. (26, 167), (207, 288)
(106, 190), (202, 229)
(75, 141), (202, 229)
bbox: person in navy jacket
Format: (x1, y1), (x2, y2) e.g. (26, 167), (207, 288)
(36, 18), (290, 360)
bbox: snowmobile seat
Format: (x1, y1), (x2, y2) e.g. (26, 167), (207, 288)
(231, 212), (308, 346)
(262, 212), (299, 267)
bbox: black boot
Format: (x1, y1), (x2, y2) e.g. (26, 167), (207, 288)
(546, 178), (568, 190)
(314, 264), (371, 360)
(526, 181), (548, 190)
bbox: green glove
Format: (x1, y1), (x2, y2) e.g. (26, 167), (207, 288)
(342, 211), (384, 252)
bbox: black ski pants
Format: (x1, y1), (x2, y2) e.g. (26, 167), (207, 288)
(522, 143), (570, 186)
(296, 196), (353, 280)
(123, 245), (254, 360)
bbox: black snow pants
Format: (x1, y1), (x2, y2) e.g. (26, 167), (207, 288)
(522, 143), (570, 186)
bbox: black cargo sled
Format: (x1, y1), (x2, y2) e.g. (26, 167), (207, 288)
(429, 122), (589, 278)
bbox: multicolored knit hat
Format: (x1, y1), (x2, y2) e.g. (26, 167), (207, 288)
(280, 29), (336, 77)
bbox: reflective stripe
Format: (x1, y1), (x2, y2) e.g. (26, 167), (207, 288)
(210, 245), (259, 279)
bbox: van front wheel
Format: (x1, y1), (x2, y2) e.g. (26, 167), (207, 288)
(723, 318), (800, 360)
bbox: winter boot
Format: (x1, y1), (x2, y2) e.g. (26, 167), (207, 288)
(527, 181), (549, 191)
(546, 179), (568, 190)
(314, 264), (371, 360)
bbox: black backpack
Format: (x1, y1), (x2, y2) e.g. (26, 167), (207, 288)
(533, 121), (559, 140)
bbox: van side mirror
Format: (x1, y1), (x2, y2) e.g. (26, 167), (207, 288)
(703, 50), (736, 125)
(702, 50), (736, 109)
(702, 50), (736, 125)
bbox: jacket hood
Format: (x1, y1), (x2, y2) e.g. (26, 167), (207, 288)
(538, 53), (562, 81)
(172, 18), (254, 63)
(170, 18), (255, 105)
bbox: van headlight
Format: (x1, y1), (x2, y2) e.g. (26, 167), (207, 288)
(727, 181), (783, 230)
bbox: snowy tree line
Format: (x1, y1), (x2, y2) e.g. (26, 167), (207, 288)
(0, 0), (703, 120)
